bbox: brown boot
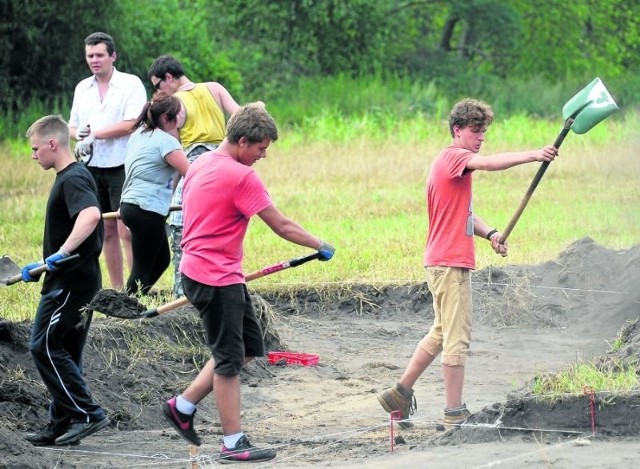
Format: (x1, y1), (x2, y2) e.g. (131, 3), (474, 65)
(377, 383), (417, 428)
(443, 404), (471, 431)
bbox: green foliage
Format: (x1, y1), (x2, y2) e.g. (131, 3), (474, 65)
(264, 73), (628, 131)
(0, 97), (69, 141)
(0, 0), (118, 111)
(1, 0), (639, 122)
(265, 73), (448, 129)
(200, 0), (394, 97)
(432, 0), (522, 77)
(106, 0), (244, 97)
(510, 0), (640, 80)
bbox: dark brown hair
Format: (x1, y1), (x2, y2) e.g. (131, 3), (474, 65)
(85, 32), (116, 56)
(448, 98), (494, 137)
(148, 55), (186, 81)
(130, 93), (182, 133)
(226, 103), (278, 144)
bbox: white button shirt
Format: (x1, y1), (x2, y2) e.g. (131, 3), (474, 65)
(69, 68), (147, 168)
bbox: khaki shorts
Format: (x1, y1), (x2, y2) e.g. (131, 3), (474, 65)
(418, 266), (472, 366)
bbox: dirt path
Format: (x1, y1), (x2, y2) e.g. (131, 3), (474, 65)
(1, 238), (639, 468)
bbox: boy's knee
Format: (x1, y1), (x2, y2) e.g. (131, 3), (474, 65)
(418, 335), (442, 357)
(212, 355), (244, 376)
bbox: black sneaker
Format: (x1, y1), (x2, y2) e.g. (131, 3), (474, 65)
(55, 416), (110, 445)
(219, 435), (276, 463)
(162, 397), (202, 446)
(24, 423), (79, 447)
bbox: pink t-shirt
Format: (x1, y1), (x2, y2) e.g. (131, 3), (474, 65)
(424, 146), (476, 269)
(180, 153), (272, 286)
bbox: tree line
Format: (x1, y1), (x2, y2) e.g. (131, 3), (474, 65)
(1, 0), (638, 118)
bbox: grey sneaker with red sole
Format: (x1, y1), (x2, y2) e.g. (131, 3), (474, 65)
(219, 435), (276, 463)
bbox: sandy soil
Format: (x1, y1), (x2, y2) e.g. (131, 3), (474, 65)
(1, 237), (639, 468)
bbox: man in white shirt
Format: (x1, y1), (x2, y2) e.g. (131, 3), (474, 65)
(69, 32), (147, 290)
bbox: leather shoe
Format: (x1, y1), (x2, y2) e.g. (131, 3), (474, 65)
(55, 416), (110, 445)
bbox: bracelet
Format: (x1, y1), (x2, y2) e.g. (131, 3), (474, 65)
(486, 229), (498, 241)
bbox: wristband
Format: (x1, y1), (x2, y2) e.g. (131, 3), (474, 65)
(486, 229), (498, 241)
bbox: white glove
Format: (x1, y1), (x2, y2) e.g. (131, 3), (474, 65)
(75, 124), (91, 141)
(74, 134), (95, 162)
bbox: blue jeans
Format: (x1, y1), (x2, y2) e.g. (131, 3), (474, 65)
(170, 225), (184, 297)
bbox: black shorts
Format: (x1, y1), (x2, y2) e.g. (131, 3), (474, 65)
(183, 276), (265, 376)
(87, 165), (125, 212)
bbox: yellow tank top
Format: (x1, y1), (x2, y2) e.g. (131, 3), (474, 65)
(175, 83), (225, 148)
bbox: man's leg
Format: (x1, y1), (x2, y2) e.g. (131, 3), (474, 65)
(105, 165), (130, 289)
(442, 364), (465, 409)
(378, 337), (439, 427)
(438, 267), (472, 428)
(214, 373), (242, 435)
(87, 166), (125, 290)
(182, 358), (215, 403)
(442, 363), (470, 429)
(161, 358), (213, 447)
(378, 267), (445, 424)
(102, 218), (124, 290)
(399, 344), (437, 390)
(117, 218), (133, 275)
(30, 290), (105, 418)
(179, 357), (252, 404)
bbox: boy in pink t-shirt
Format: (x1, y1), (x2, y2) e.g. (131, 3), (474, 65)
(161, 104), (335, 463)
(378, 98), (558, 430)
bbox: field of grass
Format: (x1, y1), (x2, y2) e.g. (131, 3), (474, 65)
(1, 111), (638, 321)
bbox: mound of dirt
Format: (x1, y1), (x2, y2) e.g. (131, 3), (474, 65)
(0, 237), (639, 467)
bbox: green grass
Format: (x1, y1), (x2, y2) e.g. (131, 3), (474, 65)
(531, 362), (639, 398)
(1, 111), (639, 322)
(2, 107), (639, 397)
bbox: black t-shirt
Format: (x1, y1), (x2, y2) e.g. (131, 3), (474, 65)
(41, 162), (104, 293)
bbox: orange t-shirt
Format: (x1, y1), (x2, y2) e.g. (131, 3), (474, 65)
(423, 146), (476, 269)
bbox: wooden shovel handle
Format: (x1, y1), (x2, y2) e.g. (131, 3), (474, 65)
(499, 118), (574, 244)
(142, 252), (322, 319)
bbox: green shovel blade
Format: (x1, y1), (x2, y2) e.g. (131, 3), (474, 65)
(562, 77), (619, 134)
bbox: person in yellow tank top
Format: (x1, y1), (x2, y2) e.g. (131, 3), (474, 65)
(148, 55), (241, 297)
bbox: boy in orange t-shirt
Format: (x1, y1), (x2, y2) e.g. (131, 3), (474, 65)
(378, 98), (558, 430)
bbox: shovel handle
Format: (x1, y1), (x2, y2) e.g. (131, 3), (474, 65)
(103, 205), (182, 220)
(142, 252), (322, 319)
(4, 254), (81, 286)
(245, 252), (321, 282)
(499, 119), (574, 244)
(143, 297), (190, 318)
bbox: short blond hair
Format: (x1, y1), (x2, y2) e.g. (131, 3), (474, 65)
(26, 115), (70, 144)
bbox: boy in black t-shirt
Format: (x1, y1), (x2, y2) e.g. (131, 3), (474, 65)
(21, 115), (110, 446)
